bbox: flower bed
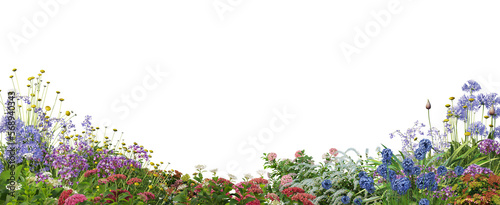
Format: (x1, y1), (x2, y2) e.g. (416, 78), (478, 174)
(0, 70), (499, 204)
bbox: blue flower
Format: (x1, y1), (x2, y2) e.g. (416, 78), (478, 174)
(437, 166), (447, 176)
(462, 80), (482, 93)
(354, 198), (362, 205)
(387, 169), (396, 181)
(416, 176), (425, 189)
(341, 195), (350, 204)
(429, 181), (438, 191)
(402, 158), (414, 175)
(359, 176), (374, 190)
(377, 164), (387, 178)
(381, 148), (393, 165)
(455, 166), (464, 176)
(415, 148), (426, 160)
(419, 198), (430, 205)
(394, 177), (411, 195)
(413, 166), (421, 176)
(358, 171), (367, 179)
(467, 121), (488, 137)
(321, 179), (332, 189)
(419, 139), (432, 153)
(424, 172), (435, 189)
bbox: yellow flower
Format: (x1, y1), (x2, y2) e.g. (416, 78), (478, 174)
(465, 132), (471, 136)
(96, 186), (99, 189)
(469, 98), (475, 102)
(12, 68), (17, 72)
(59, 98), (64, 101)
(9, 75), (13, 78)
(40, 70), (45, 73)
(463, 105), (467, 109)
(148, 185), (153, 189)
(134, 182), (139, 186)
(449, 97), (455, 100)
(485, 116), (490, 119)
(445, 104), (451, 108)
(150, 162), (155, 166)
(443, 119), (449, 122)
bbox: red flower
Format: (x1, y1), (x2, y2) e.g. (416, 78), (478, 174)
(58, 189), (73, 205)
(291, 193), (316, 205)
(281, 187), (305, 197)
(126, 177), (142, 185)
(84, 169), (98, 178)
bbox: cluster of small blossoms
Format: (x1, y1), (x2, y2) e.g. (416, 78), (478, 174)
(127, 144), (149, 161)
(280, 174), (293, 187)
(126, 177), (142, 185)
(267, 152), (277, 161)
(290, 193), (316, 205)
(96, 155), (141, 178)
(463, 164), (493, 178)
(45, 152), (88, 184)
(478, 139), (500, 155)
(137, 192), (155, 202)
(63, 194), (87, 205)
(322, 148), (339, 163)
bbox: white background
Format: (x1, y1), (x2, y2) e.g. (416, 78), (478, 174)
(1, 0), (500, 180)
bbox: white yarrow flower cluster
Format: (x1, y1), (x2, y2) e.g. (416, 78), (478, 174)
(195, 164), (206, 170)
(256, 169), (266, 177)
(23, 153), (33, 159)
(6, 181), (22, 191)
(209, 168), (218, 173)
(244, 173), (253, 179)
(178, 184), (188, 190)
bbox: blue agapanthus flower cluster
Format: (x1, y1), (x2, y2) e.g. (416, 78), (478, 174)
(353, 198), (362, 205)
(415, 172), (438, 191)
(414, 139), (432, 160)
(467, 121), (488, 137)
(321, 179), (332, 189)
(358, 174), (375, 194)
(462, 80), (482, 93)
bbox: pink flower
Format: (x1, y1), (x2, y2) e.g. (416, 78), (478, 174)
(64, 194), (87, 205)
(329, 148), (338, 157)
(268, 152), (277, 161)
(295, 150), (303, 158)
(280, 174), (293, 186)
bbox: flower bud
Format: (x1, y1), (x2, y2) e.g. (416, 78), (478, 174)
(445, 104), (450, 108)
(426, 100), (431, 109)
(449, 97), (455, 100)
(489, 106), (496, 116)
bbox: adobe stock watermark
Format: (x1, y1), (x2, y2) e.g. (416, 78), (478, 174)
(7, 0), (70, 54)
(224, 105), (295, 178)
(340, 0), (415, 64)
(107, 64), (169, 122)
(5, 90), (18, 196)
(213, 0), (243, 21)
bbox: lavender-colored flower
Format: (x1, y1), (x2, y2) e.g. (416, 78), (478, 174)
(415, 148), (426, 160)
(358, 171), (367, 179)
(467, 121), (488, 137)
(419, 198), (430, 205)
(462, 80), (482, 93)
(437, 166), (447, 176)
(419, 139), (432, 153)
(464, 164), (493, 178)
(454, 166), (464, 176)
(381, 148), (393, 165)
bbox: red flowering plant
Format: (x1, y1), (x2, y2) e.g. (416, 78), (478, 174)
(446, 172), (500, 204)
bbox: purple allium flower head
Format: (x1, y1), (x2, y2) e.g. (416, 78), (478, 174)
(464, 164), (493, 178)
(462, 80), (482, 93)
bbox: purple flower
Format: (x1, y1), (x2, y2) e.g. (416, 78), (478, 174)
(354, 198), (362, 205)
(462, 80), (482, 93)
(419, 198), (429, 205)
(467, 121), (488, 137)
(393, 177), (411, 195)
(416, 176), (425, 189)
(478, 139), (500, 155)
(464, 164), (493, 178)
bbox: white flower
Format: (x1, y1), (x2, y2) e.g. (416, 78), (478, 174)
(228, 174), (237, 180)
(244, 173), (253, 179)
(195, 165), (206, 170)
(178, 184), (187, 190)
(6, 181), (22, 191)
(42, 172), (52, 177)
(23, 153), (33, 159)
(209, 168), (218, 173)
(256, 169), (266, 177)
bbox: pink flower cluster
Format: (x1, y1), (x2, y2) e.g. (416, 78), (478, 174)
(63, 194), (87, 205)
(126, 177), (142, 185)
(268, 152), (277, 161)
(137, 192), (155, 202)
(280, 174), (293, 186)
(295, 150), (303, 158)
(329, 148), (338, 157)
(291, 193), (316, 205)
